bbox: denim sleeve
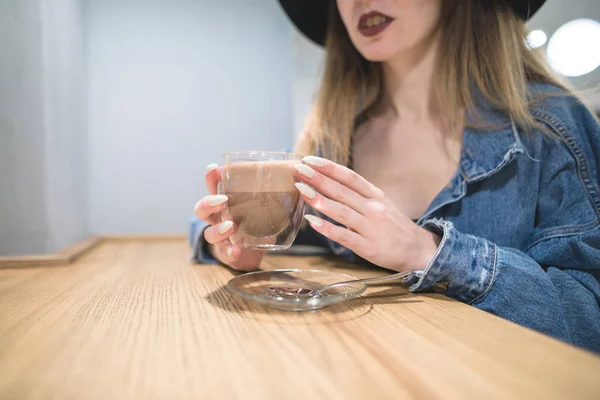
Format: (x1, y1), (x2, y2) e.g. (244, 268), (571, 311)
(189, 214), (218, 263)
(409, 219), (600, 353)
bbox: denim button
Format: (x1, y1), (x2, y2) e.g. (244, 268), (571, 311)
(432, 281), (449, 293)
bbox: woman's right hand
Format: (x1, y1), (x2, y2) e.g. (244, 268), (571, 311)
(193, 164), (265, 271)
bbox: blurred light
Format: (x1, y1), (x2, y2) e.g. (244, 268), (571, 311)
(526, 30), (547, 49)
(547, 18), (600, 77)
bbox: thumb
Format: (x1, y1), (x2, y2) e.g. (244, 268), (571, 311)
(205, 163), (222, 195)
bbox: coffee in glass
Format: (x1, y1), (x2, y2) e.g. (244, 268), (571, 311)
(217, 151), (307, 250)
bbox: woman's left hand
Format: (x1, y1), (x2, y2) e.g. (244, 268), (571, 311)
(294, 156), (441, 273)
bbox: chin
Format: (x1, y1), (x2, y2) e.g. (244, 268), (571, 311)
(356, 43), (397, 62)
(360, 51), (392, 62)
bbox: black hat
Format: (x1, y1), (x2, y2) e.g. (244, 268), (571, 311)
(278, 0), (547, 47)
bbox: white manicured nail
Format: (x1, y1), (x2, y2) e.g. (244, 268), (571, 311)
(293, 163), (315, 178)
(226, 247), (233, 257)
(304, 214), (324, 227)
(217, 220), (233, 234)
(206, 163), (219, 173)
(295, 182), (316, 199)
(208, 195), (228, 206)
(302, 156), (327, 167)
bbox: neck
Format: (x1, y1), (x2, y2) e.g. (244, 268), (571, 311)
(381, 38), (440, 121)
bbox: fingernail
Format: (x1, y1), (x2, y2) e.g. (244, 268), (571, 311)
(226, 247), (233, 257)
(206, 163), (219, 173)
(208, 195), (228, 206)
(304, 214), (324, 227)
(302, 156), (327, 167)
(218, 220), (233, 234)
(295, 182), (316, 199)
(293, 163), (315, 178)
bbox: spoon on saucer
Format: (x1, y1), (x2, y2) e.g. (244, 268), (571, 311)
(264, 270), (414, 299)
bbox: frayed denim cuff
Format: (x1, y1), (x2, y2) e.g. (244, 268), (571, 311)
(408, 218), (497, 304)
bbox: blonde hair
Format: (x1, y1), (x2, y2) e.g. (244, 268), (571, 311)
(295, 0), (572, 166)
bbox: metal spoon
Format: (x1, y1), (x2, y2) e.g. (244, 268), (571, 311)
(265, 270), (414, 299)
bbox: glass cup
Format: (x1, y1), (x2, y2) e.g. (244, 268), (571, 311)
(217, 151), (306, 250)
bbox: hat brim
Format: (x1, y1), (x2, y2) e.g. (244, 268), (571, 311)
(278, 0), (547, 47)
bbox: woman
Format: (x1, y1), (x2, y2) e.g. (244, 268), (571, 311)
(191, 0), (600, 353)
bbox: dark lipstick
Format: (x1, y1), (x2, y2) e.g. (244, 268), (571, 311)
(358, 11), (395, 37)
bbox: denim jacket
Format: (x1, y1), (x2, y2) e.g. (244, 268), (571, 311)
(189, 83), (600, 353)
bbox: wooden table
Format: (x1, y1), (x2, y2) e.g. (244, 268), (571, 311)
(0, 239), (598, 400)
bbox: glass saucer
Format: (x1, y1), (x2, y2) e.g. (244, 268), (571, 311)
(226, 269), (367, 311)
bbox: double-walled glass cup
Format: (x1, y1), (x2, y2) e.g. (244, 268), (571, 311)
(217, 151), (306, 250)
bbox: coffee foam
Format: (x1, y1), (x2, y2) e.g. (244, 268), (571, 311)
(222, 160), (300, 192)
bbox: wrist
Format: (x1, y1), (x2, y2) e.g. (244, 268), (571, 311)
(412, 228), (441, 271)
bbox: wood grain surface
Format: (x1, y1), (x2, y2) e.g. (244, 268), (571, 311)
(0, 239), (598, 400)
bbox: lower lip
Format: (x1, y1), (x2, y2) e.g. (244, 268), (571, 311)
(358, 20), (393, 37)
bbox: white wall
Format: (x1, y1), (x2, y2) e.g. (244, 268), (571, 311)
(0, 0), (88, 256)
(0, 0), (47, 255)
(86, 0), (295, 234)
(42, 0), (89, 252)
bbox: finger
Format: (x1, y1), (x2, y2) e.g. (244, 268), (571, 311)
(205, 163), (221, 195)
(232, 249), (265, 271)
(302, 156), (380, 199)
(217, 245), (263, 271)
(303, 214), (368, 256)
(193, 195), (229, 224)
(295, 182), (369, 234)
(294, 163), (366, 214)
(212, 242), (235, 263)
(203, 220), (235, 244)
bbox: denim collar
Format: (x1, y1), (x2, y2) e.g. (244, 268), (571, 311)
(459, 104), (525, 183)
